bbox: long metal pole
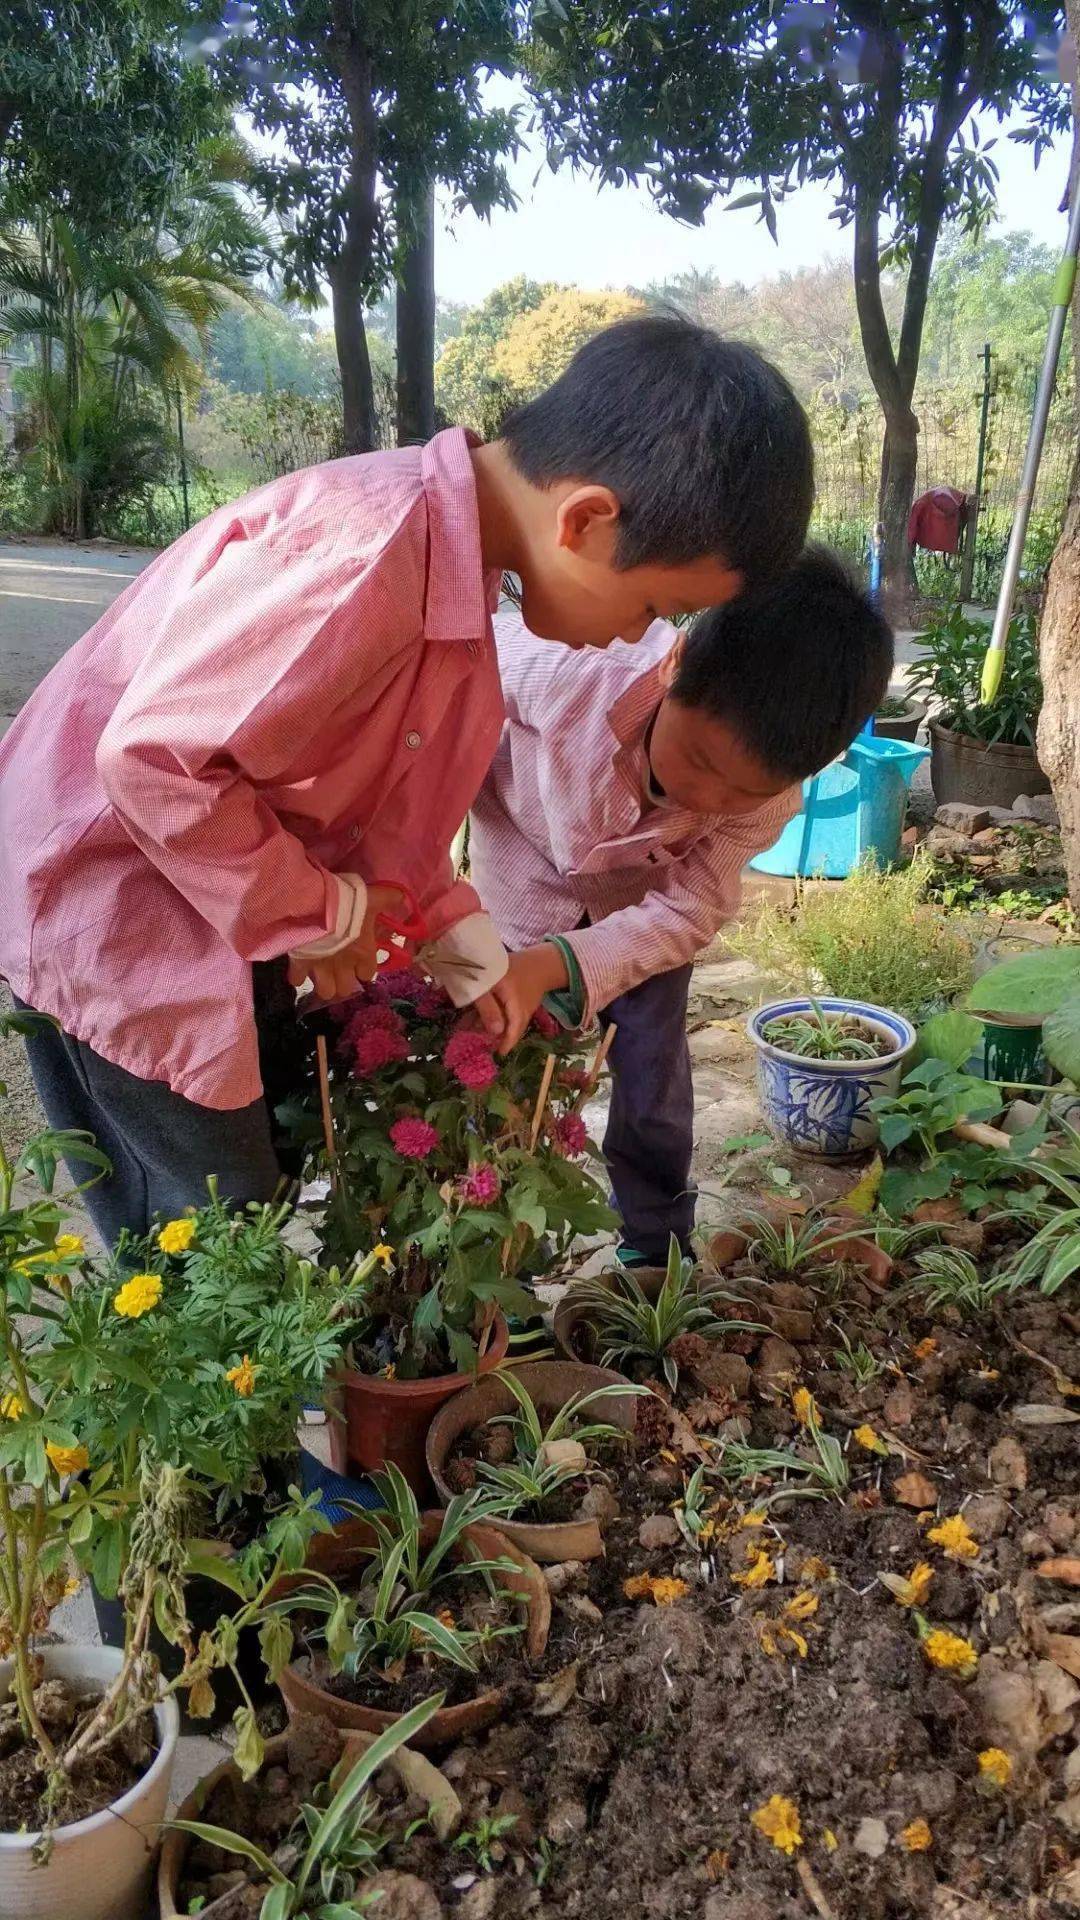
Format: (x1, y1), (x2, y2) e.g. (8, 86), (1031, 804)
(981, 191), (1080, 702)
(175, 387), (190, 532)
(959, 342), (992, 602)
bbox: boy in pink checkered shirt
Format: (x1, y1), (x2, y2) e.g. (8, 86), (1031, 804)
(0, 317), (815, 1238)
(471, 550), (892, 1269)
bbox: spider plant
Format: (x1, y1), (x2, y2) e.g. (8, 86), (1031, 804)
(172, 1695), (442, 1920)
(674, 1460), (723, 1549)
(738, 1208), (856, 1276)
(762, 999), (886, 1062)
(908, 1246), (1013, 1317)
(453, 1812), (519, 1873)
(714, 1401), (849, 1504)
(996, 1122), (1080, 1295)
(474, 1369), (649, 1512)
(831, 1330), (886, 1386)
(262, 1464), (524, 1686)
(578, 1234), (765, 1391)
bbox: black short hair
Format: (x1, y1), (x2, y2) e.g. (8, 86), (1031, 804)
(500, 314), (814, 585)
(671, 546), (894, 782)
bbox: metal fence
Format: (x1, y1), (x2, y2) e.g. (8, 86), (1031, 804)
(810, 349), (1076, 603)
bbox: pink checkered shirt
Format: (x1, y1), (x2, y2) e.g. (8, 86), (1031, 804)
(469, 609), (800, 1021)
(0, 431), (505, 1108)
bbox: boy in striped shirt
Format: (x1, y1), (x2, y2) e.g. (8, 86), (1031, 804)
(470, 549), (892, 1271)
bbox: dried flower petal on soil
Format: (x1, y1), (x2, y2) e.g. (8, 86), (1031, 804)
(734, 1546), (777, 1590)
(740, 1509), (768, 1529)
(920, 1625), (979, 1679)
(793, 1388), (819, 1427)
(912, 1337), (938, 1361)
(854, 1423), (889, 1456)
(822, 1829), (838, 1852)
(705, 1850), (729, 1880)
(799, 1555), (835, 1584)
(879, 1562), (934, 1608)
(978, 1748), (1012, 1788)
(751, 1795), (803, 1855)
(784, 1590), (819, 1622)
(927, 1514), (980, 1562)
(901, 1819), (933, 1852)
(623, 1573), (688, 1607)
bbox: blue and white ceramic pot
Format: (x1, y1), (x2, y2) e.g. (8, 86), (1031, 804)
(747, 996), (917, 1160)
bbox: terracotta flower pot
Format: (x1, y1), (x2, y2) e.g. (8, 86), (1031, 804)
(425, 1360), (639, 1562)
(330, 1312), (511, 1497)
(271, 1512), (550, 1749)
(874, 697), (927, 742)
(929, 719), (1050, 810)
(158, 1725), (459, 1918)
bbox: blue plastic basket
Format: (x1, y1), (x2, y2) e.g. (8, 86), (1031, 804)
(298, 1444), (380, 1525)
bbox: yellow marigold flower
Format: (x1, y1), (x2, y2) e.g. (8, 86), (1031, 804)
(751, 1795), (802, 1855)
(157, 1218), (195, 1255)
(225, 1355), (257, 1397)
(740, 1508), (768, 1529)
(46, 1441), (90, 1475)
(793, 1387), (818, 1427)
(881, 1561), (935, 1608)
(623, 1573), (689, 1607)
(901, 1819), (932, 1852)
(927, 1515), (979, 1563)
(822, 1829), (838, 1852)
(733, 1547), (777, 1590)
(854, 1423), (889, 1456)
(784, 1589), (819, 1623)
(0, 1394), (23, 1421)
(373, 1243), (395, 1271)
(921, 1627), (978, 1680)
(978, 1748), (1012, 1788)
(53, 1234), (84, 1258)
(113, 1271), (163, 1319)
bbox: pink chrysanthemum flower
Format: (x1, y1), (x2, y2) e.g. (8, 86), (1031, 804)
(351, 1026), (409, 1075)
(558, 1067), (590, 1091)
(443, 1028), (498, 1090)
(457, 1163), (501, 1207)
(389, 1117), (440, 1159)
(554, 1113), (588, 1159)
(532, 1007), (560, 1038)
(343, 1000), (404, 1042)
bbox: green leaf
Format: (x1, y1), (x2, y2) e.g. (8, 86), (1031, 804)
(185, 1544), (249, 1599)
(918, 1011), (984, 1071)
(1043, 990), (1080, 1083)
(259, 1614), (294, 1684)
(259, 1886), (293, 1920)
(92, 1522), (123, 1598)
(877, 1112), (916, 1151)
(233, 1704), (265, 1782)
(880, 1162), (953, 1219)
(293, 1694), (444, 1903)
(168, 1820), (285, 1887)
(969, 949), (1080, 1019)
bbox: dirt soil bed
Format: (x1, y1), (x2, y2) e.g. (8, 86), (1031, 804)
(0, 1678), (156, 1830)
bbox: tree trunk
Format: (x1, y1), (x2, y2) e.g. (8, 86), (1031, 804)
(330, 7), (380, 455)
(878, 408), (919, 615)
(396, 183), (436, 447)
(331, 266), (378, 454)
(1036, 8), (1080, 901)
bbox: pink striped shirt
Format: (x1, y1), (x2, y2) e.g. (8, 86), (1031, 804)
(0, 430), (505, 1108)
(470, 610), (799, 1019)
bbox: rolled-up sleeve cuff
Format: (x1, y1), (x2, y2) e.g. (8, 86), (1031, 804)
(290, 873), (368, 959)
(422, 912), (509, 1006)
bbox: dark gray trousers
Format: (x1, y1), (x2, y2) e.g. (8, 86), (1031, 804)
(16, 963), (305, 1245)
(599, 961), (695, 1264)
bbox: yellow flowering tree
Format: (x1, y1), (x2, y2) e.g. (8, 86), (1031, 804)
(492, 288), (646, 405)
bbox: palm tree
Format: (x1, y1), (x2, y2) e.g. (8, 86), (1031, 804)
(0, 128), (265, 536)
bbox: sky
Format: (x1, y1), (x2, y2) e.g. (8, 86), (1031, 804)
(432, 88), (1075, 305)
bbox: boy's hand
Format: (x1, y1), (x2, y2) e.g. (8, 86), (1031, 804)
(287, 883), (405, 1002)
(489, 944), (569, 1053)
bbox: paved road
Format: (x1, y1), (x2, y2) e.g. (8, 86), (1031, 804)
(0, 540), (156, 731)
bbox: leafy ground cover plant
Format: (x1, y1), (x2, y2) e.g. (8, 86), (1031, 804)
(906, 1246), (1014, 1317)
(575, 1236), (763, 1391)
(711, 1390), (850, 1507)
(907, 606), (1041, 747)
(287, 972), (615, 1378)
(998, 1121), (1080, 1295)
(737, 1208), (859, 1276)
(725, 854), (974, 1021)
(761, 1000), (891, 1061)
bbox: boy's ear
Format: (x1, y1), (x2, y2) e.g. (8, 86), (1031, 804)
(553, 484), (621, 553)
(659, 632), (687, 686)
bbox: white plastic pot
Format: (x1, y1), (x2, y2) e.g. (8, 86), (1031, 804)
(0, 1642), (180, 1920)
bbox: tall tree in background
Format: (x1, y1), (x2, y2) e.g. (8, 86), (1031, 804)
(532, 1), (1068, 607)
(216, 1), (522, 452)
(1038, 1), (1080, 902)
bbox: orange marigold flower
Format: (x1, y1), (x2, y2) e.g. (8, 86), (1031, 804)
(750, 1795), (802, 1855)
(927, 1514), (979, 1563)
(623, 1573), (688, 1607)
(920, 1626), (978, 1679)
(225, 1354), (257, 1397)
(901, 1819), (932, 1852)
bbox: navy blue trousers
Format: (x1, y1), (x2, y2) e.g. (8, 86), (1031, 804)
(599, 961), (695, 1264)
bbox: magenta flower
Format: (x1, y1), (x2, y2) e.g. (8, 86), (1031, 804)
(558, 1067), (590, 1092)
(351, 1026), (409, 1075)
(457, 1162), (501, 1208)
(344, 1000), (404, 1042)
(532, 1007), (560, 1038)
(554, 1113), (588, 1159)
(443, 1027), (498, 1091)
(389, 1117), (440, 1159)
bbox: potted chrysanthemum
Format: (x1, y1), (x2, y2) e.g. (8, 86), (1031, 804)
(284, 970), (615, 1492)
